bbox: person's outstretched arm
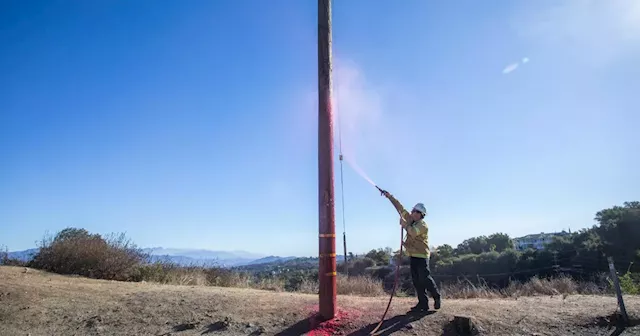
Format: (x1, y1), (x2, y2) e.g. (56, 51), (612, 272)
(381, 190), (411, 226)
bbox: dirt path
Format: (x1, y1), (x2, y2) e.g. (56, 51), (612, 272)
(1, 266), (639, 335)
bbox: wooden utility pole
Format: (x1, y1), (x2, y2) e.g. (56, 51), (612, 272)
(317, 0), (336, 320)
(608, 257), (629, 325)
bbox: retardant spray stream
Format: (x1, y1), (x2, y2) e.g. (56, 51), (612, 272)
(340, 154), (376, 187)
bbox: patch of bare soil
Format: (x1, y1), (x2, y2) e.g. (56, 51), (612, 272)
(1, 266), (639, 336)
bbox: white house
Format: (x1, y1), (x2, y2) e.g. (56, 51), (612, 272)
(513, 231), (570, 251)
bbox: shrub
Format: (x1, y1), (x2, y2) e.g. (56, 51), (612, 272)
(619, 272), (640, 295)
(348, 257), (375, 276)
(28, 228), (144, 281)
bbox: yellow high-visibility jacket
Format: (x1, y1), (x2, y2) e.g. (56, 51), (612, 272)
(387, 194), (430, 259)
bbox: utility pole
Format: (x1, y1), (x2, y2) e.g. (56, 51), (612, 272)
(317, 0), (336, 320)
(608, 256), (629, 325)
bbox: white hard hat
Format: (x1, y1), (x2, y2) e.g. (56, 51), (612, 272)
(412, 203), (427, 215)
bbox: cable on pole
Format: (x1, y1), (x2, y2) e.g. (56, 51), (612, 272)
(336, 73), (349, 276)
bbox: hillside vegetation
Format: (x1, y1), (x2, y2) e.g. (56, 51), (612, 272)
(2, 201), (639, 299)
(1, 201), (640, 334)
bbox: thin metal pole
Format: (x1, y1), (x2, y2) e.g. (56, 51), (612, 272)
(318, 0), (336, 320)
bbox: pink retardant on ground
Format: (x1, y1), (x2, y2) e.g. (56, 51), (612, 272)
(306, 305), (362, 336)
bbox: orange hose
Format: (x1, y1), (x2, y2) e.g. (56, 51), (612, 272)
(369, 226), (404, 335)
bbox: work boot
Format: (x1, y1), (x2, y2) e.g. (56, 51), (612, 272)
(410, 302), (428, 312)
(433, 297), (441, 310)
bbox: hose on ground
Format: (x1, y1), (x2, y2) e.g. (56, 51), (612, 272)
(369, 225), (404, 335)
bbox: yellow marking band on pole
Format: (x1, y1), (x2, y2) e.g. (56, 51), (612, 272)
(319, 253), (336, 258)
(325, 272), (337, 276)
(319, 233), (336, 238)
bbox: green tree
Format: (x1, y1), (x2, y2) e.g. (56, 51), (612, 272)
(54, 227), (94, 242)
(349, 257), (375, 275)
(437, 244), (454, 259)
(365, 248), (392, 266)
(594, 202), (640, 264)
(486, 233), (513, 252)
(456, 236), (489, 255)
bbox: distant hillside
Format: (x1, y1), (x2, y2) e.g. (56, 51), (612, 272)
(245, 255), (297, 265)
(142, 248), (266, 267)
(5, 246), (349, 269)
(234, 255), (347, 273)
(142, 247), (264, 261)
(146, 254), (223, 267)
(7, 248), (39, 262)
(5, 247), (295, 268)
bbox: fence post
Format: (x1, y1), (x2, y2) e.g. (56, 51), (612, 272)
(608, 256), (629, 325)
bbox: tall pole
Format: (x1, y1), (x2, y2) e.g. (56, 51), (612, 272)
(318, 0), (336, 320)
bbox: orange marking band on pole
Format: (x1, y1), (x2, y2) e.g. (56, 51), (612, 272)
(319, 253), (337, 257)
(319, 233), (336, 238)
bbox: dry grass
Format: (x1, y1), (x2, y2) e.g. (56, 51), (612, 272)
(296, 275), (386, 297)
(251, 277), (286, 292)
(134, 262), (288, 290)
(337, 275), (386, 296)
(16, 230), (626, 302)
(133, 263), (613, 302)
(294, 272), (609, 300)
(1, 266), (638, 336)
(440, 275), (609, 299)
(297, 278), (319, 294)
(20, 228), (625, 302)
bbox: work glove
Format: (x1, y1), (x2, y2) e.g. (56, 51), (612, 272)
(376, 186), (390, 198)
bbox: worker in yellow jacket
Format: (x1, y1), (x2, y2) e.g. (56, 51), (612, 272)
(380, 189), (441, 312)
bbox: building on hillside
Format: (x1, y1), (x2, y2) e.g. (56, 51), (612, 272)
(513, 231), (571, 251)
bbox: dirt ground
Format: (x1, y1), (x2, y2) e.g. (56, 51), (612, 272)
(1, 266), (639, 336)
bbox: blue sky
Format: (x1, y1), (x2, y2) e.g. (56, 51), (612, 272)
(1, 0), (638, 256)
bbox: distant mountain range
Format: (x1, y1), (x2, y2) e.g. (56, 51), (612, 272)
(141, 248), (298, 267)
(6, 248), (39, 262)
(5, 247), (298, 268)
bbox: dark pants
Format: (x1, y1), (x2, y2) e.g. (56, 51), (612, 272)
(410, 257), (440, 307)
